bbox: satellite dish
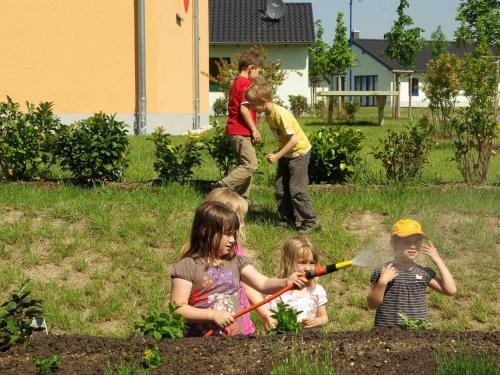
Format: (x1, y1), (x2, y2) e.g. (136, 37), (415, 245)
(265, 0), (286, 20)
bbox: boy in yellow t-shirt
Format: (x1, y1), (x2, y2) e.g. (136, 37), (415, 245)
(246, 81), (319, 233)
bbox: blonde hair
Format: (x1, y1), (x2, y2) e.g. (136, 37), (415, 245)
(246, 80), (273, 104)
(181, 201), (239, 265)
(204, 188), (248, 240)
(278, 236), (319, 286)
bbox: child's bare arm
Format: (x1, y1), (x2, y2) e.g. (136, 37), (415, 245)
(367, 263), (398, 309)
(422, 241), (457, 296)
(265, 134), (298, 164)
(302, 305), (328, 329)
(240, 265), (308, 294)
(242, 284), (276, 331)
(240, 104), (261, 143)
(170, 278), (234, 328)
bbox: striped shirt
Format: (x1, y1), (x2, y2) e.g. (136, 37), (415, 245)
(371, 263), (436, 327)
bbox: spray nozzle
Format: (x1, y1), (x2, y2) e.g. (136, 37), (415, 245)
(305, 260), (353, 279)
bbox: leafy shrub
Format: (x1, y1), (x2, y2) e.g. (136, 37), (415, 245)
(212, 96), (228, 117)
(55, 112), (129, 185)
(205, 120), (236, 177)
(288, 95), (309, 117)
(311, 99), (326, 118)
(0, 279), (43, 350)
(268, 302), (302, 335)
(134, 303), (186, 340)
(150, 129), (204, 184)
(372, 118), (432, 182)
(309, 126), (364, 183)
(31, 354), (61, 374)
(142, 346), (162, 370)
(0, 97), (61, 180)
(398, 312), (428, 331)
(341, 101), (358, 124)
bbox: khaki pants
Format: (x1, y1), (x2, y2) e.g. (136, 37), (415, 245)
(275, 150), (317, 226)
(222, 135), (257, 198)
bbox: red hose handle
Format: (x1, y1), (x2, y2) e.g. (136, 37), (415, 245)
(204, 283), (295, 337)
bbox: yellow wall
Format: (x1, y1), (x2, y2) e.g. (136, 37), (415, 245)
(0, 0), (208, 124)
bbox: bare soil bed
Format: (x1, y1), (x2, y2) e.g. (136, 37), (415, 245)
(0, 329), (498, 374)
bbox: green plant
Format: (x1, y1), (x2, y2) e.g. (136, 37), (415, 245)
(150, 129), (204, 184)
(0, 97), (61, 181)
(134, 303), (186, 340)
(398, 312), (428, 331)
(268, 302), (302, 335)
(328, 12), (354, 76)
(104, 358), (146, 375)
(31, 354), (61, 374)
(55, 112), (129, 185)
(341, 101), (358, 124)
(142, 346), (162, 370)
(372, 117), (432, 182)
(309, 126), (364, 183)
(288, 95), (309, 117)
(311, 100), (326, 118)
(205, 120), (237, 177)
(0, 279), (44, 350)
(436, 349), (500, 375)
(271, 342), (338, 375)
(212, 96), (228, 117)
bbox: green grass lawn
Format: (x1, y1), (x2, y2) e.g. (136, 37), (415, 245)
(0, 109), (498, 337)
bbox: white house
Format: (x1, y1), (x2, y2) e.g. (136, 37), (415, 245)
(350, 33), (473, 108)
(209, 0), (314, 113)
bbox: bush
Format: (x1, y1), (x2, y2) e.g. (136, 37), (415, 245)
(288, 95), (309, 117)
(31, 354), (61, 374)
(0, 279), (44, 350)
(205, 120), (236, 177)
(268, 302), (302, 335)
(341, 101), (358, 124)
(151, 129), (204, 184)
(212, 96), (228, 117)
(134, 303), (186, 340)
(310, 99), (326, 118)
(0, 97), (61, 180)
(309, 126), (364, 183)
(371, 117), (432, 182)
(55, 112), (129, 185)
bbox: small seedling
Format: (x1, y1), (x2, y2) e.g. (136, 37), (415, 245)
(31, 354), (61, 374)
(399, 312), (428, 331)
(0, 278), (44, 350)
(142, 346), (162, 370)
(268, 302), (302, 335)
(134, 302), (185, 340)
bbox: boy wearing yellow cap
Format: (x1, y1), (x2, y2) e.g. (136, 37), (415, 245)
(367, 219), (456, 327)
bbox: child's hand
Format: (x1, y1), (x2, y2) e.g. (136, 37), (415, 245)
(252, 129), (262, 144)
(211, 310), (234, 329)
(263, 315), (277, 332)
(421, 240), (441, 262)
(287, 272), (308, 289)
(301, 316), (317, 329)
(379, 263), (398, 285)
(265, 153), (279, 164)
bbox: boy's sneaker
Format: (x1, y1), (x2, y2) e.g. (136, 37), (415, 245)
(209, 180), (226, 191)
(278, 219), (296, 229)
(297, 221), (321, 234)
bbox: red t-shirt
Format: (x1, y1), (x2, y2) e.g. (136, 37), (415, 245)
(225, 75), (257, 136)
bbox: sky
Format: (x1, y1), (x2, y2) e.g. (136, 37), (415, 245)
(285, 0), (463, 42)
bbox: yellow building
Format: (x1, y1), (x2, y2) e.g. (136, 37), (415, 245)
(0, 0), (209, 134)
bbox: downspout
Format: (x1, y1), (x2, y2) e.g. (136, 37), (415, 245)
(193, 0), (200, 130)
(136, 0), (147, 135)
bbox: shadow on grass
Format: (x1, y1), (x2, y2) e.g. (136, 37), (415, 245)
(246, 204), (282, 227)
(304, 120), (380, 127)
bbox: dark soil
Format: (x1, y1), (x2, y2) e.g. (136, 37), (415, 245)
(0, 329), (498, 374)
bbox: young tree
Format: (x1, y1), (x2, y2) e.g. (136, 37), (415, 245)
(308, 20), (331, 106)
(328, 12), (354, 120)
(431, 26), (448, 59)
(384, 0), (425, 118)
(451, 1), (499, 183)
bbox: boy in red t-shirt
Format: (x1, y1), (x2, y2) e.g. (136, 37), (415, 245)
(211, 49), (263, 200)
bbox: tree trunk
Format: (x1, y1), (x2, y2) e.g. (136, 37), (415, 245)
(395, 73), (401, 119)
(408, 73), (413, 120)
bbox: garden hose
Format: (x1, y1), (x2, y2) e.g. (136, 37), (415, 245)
(204, 260), (352, 336)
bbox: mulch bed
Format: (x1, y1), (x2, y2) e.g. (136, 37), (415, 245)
(0, 329), (498, 374)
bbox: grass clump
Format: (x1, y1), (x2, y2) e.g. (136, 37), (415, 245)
(436, 350), (499, 375)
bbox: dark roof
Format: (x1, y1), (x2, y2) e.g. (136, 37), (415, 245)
(209, 0), (314, 44)
(352, 39), (475, 72)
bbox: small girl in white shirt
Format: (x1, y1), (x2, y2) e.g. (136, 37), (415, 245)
(267, 236), (329, 329)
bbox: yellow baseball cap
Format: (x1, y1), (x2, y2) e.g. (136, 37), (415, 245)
(391, 219), (424, 237)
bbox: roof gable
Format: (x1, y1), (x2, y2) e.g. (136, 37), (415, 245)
(353, 39), (474, 72)
(210, 0), (314, 44)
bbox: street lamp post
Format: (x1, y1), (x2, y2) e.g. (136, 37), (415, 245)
(349, 0), (352, 97)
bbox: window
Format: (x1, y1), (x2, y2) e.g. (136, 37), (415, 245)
(209, 57), (230, 92)
(411, 78), (419, 96)
(354, 75), (378, 106)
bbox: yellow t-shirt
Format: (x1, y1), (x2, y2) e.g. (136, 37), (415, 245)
(265, 104), (311, 158)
